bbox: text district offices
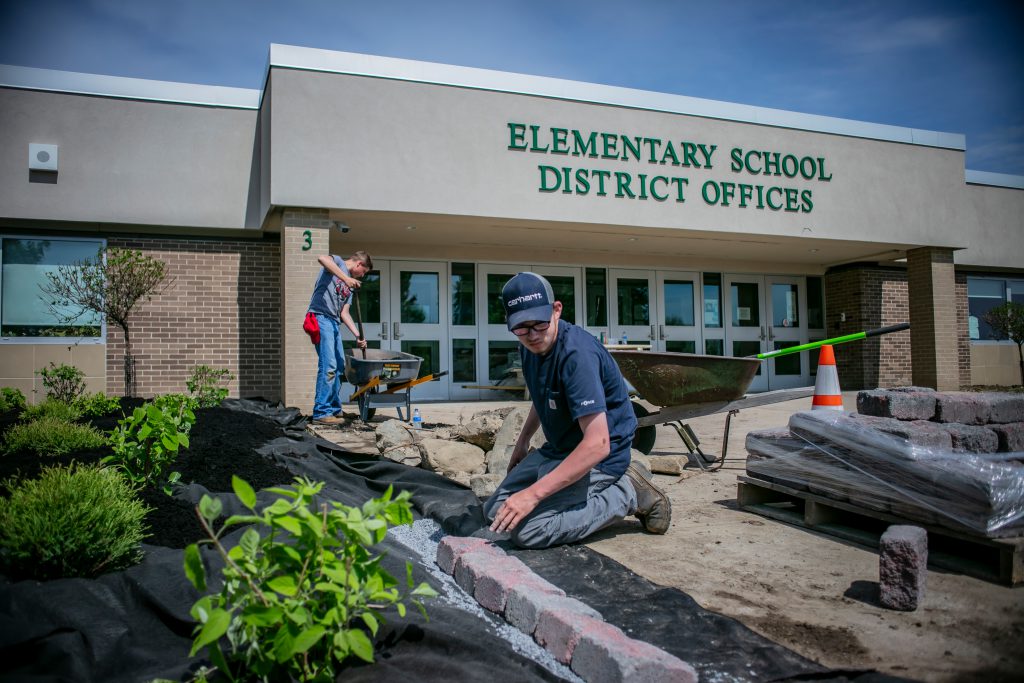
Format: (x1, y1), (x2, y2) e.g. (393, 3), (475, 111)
(508, 122), (834, 214)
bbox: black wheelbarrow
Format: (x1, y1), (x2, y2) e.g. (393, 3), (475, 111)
(611, 350), (813, 466)
(344, 348), (447, 421)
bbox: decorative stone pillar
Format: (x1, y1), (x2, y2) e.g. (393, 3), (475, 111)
(281, 208), (333, 413)
(907, 247), (959, 390)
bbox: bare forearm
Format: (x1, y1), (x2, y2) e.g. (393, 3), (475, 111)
(339, 309), (360, 339)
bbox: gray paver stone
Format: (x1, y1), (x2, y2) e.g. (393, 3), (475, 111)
(984, 393), (1024, 424)
(849, 414), (953, 450)
(879, 525), (927, 611)
(506, 587), (597, 636)
(535, 607), (592, 664)
(857, 390), (936, 421)
(453, 551), (509, 595)
(472, 554), (537, 613)
(989, 422), (1024, 452)
(435, 536), (503, 574)
(938, 423), (999, 453)
(570, 618), (698, 683)
(934, 393), (991, 425)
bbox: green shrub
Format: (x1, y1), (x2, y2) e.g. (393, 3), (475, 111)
(73, 391), (122, 418)
(3, 416), (107, 456)
(185, 477), (436, 681)
(0, 463), (150, 580)
(186, 365), (234, 408)
(38, 362), (86, 403)
(106, 395), (196, 488)
(0, 387), (27, 413)
(21, 398), (83, 423)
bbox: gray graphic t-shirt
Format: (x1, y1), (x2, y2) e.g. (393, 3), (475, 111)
(307, 256), (352, 321)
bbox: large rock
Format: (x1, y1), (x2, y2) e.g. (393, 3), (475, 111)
(374, 419), (423, 467)
(485, 406), (547, 474)
(470, 472), (505, 499)
(453, 407), (515, 451)
(421, 438), (486, 477)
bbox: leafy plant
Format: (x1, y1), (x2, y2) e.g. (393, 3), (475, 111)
(73, 391), (123, 418)
(0, 463), (150, 580)
(184, 477), (437, 682)
(40, 246), (173, 396)
(0, 387), (28, 413)
(21, 398), (83, 423)
(3, 416), (107, 456)
(105, 394), (196, 489)
(187, 365), (235, 408)
(983, 301), (1024, 385)
(38, 362), (86, 403)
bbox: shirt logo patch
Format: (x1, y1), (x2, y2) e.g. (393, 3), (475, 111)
(548, 398), (557, 409)
(580, 399), (595, 407)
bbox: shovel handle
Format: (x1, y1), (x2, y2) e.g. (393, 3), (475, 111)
(352, 289), (367, 359)
(752, 323), (910, 360)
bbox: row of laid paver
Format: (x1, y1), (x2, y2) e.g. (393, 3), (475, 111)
(437, 536), (697, 683)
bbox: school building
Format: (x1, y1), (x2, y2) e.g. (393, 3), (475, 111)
(1, 44), (1022, 409)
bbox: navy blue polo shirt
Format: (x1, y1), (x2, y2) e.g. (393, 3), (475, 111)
(520, 320), (636, 477)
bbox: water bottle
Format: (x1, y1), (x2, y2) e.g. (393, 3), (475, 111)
(412, 408), (422, 429)
(621, 331), (628, 345)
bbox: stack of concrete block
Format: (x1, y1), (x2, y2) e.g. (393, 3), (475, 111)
(745, 391), (1024, 537)
(437, 536), (698, 683)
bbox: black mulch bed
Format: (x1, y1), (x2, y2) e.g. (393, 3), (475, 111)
(0, 400), (295, 547)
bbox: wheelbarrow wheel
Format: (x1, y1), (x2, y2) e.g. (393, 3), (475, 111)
(358, 390), (377, 422)
(630, 401), (656, 455)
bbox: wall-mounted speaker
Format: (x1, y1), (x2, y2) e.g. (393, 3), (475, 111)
(29, 143), (59, 172)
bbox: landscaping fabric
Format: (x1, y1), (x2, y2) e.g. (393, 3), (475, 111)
(1, 400), (899, 682)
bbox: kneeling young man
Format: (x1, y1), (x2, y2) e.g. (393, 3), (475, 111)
(484, 272), (671, 548)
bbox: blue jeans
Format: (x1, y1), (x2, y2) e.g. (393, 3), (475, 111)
(483, 449), (636, 549)
(313, 314), (345, 419)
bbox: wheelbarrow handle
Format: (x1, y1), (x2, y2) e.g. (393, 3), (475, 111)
(751, 323), (910, 360)
(352, 289), (366, 359)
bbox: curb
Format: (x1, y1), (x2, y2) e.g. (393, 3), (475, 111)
(436, 536), (698, 682)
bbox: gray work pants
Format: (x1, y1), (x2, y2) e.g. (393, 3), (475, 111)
(483, 449), (637, 549)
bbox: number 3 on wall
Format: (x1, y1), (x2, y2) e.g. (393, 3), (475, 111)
(302, 229), (312, 251)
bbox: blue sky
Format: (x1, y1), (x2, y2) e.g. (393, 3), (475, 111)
(1, 0), (1021, 174)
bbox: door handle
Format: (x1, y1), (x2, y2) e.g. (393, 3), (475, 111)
(381, 322), (388, 340)
(650, 324), (656, 340)
(768, 328), (775, 341)
(759, 326), (766, 341)
(659, 324), (665, 340)
(393, 321), (402, 340)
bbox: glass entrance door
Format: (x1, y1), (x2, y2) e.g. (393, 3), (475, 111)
(478, 264), (528, 390)
(724, 274), (768, 392)
(388, 261), (448, 400)
(609, 269), (656, 347)
(654, 271), (701, 353)
(765, 276), (806, 389)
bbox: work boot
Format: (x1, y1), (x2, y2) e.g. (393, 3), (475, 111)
(626, 462), (671, 534)
(313, 415), (345, 425)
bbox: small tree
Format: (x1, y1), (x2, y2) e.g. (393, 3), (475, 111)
(41, 247), (172, 397)
(983, 302), (1024, 386)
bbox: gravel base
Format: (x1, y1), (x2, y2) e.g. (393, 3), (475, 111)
(389, 519), (582, 682)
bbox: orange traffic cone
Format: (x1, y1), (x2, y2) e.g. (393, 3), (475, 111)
(811, 344), (843, 411)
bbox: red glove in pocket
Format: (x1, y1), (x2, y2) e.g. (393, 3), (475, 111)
(302, 312), (321, 345)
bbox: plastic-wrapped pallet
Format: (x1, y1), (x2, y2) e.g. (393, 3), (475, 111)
(746, 411), (1024, 538)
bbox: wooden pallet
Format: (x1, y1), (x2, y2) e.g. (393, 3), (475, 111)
(737, 475), (1024, 587)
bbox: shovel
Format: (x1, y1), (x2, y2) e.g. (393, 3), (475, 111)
(352, 289), (367, 359)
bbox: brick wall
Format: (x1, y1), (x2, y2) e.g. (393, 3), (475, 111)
(907, 247), (960, 390)
(824, 265), (912, 389)
(824, 263), (969, 390)
(105, 236), (281, 399)
(280, 209), (334, 413)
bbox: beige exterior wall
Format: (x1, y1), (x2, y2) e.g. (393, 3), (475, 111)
(0, 88), (261, 229)
(0, 343), (105, 404)
(957, 183), (1024, 270)
(268, 68), (973, 255)
(970, 344), (1024, 386)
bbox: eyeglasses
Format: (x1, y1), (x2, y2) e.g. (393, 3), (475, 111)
(511, 321), (551, 337)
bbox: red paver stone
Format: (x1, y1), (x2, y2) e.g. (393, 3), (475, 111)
(436, 536), (503, 574)
(570, 618), (698, 683)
